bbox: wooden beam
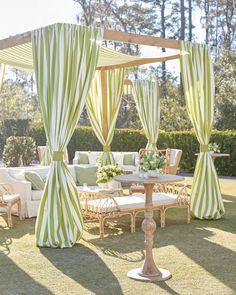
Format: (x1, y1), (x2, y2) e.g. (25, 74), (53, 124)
(104, 30), (179, 50)
(0, 25), (179, 50)
(101, 68), (108, 140)
(96, 54), (180, 71)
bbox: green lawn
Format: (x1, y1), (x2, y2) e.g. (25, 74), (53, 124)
(0, 177), (236, 295)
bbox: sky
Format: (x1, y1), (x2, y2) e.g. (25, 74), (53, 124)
(0, 0), (205, 77)
(0, 0), (77, 39)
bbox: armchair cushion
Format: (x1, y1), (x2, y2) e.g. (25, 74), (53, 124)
(75, 165), (98, 186)
(123, 153), (135, 165)
(24, 171), (45, 191)
(78, 152), (89, 164)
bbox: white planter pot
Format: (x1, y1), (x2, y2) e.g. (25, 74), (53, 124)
(97, 182), (109, 189)
(147, 170), (161, 178)
(107, 179), (121, 189)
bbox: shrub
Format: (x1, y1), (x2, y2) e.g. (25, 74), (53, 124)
(30, 125), (236, 176)
(3, 136), (36, 167)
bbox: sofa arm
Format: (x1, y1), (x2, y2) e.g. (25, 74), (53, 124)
(73, 157), (79, 164)
(135, 158), (139, 167)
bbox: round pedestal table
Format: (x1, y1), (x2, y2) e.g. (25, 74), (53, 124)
(115, 173), (185, 282)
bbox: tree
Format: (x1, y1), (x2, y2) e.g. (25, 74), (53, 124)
(214, 51), (236, 130)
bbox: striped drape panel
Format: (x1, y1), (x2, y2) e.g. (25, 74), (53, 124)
(32, 24), (103, 248)
(132, 80), (160, 150)
(40, 146), (68, 166)
(86, 68), (124, 166)
(0, 63), (5, 89)
(179, 41), (225, 219)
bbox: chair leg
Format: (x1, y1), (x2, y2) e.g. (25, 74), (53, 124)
(187, 205), (191, 224)
(99, 218), (105, 239)
(130, 213), (135, 233)
(160, 209), (166, 228)
(17, 200), (23, 220)
(7, 205), (13, 228)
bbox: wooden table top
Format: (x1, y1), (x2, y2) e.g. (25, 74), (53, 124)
(114, 173), (184, 184)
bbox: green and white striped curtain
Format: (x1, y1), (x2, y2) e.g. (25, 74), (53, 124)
(40, 146), (68, 166)
(86, 68), (124, 166)
(32, 23), (103, 247)
(132, 80), (160, 150)
(179, 41), (225, 219)
(0, 63), (5, 89)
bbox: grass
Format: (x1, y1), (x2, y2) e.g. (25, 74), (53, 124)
(0, 177), (236, 295)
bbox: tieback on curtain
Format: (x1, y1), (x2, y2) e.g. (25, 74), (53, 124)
(52, 151), (64, 161)
(103, 145), (111, 152)
(200, 144), (208, 152)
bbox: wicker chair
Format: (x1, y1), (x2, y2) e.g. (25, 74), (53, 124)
(0, 183), (23, 227)
(133, 183), (190, 230)
(80, 188), (136, 238)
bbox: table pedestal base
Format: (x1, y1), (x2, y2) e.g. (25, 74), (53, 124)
(127, 268), (171, 282)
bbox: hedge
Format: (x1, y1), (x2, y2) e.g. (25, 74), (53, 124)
(30, 126), (236, 176)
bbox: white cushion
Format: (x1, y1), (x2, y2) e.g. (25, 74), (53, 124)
(137, 193), (178, 206)
(31, 190), (43, 201)
(88, 152), (101, 165)
(1, 194), (19, 202)
(114, 153), (124, 165)
(86, 195), (145, 213)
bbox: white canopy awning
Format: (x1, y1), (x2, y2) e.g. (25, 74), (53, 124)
(0, 24), (180, 72)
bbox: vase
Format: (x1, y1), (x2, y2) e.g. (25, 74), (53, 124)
(97, 182), (109, 189)
(147, 170), (159, 178)
(107, 179), (121, 189)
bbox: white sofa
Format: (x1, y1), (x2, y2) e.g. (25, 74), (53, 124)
(73, 151), (139, 172)
(0, 165), (93, 218)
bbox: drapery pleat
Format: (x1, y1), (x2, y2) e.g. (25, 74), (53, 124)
(86, 68), (124, 165)
(32, 23), (103, 247)
(179, 41), (224, 219)
(132, 80), (160, 150)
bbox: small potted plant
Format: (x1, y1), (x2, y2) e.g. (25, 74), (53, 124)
(96, 165), (124, 188)
(208, 142), (220, 154)
(139, 152), (166, 177)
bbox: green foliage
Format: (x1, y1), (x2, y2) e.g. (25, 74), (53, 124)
(30, 125), (236, 176)
(21, 137), (36, 166)
(215, 52), (236, 130)
(96, 165), (124, 183)
(139, 153), (166, 171)
(3, 119), (30, 137)
(3, 136), (36, 167)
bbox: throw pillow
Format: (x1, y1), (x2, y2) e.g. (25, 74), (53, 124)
(24, 171), (45, 190)
(114, 153), (123, 165)
(75, 165), (98, 186)
(78, 153), (89, 164)
(123, 153), (135, 165)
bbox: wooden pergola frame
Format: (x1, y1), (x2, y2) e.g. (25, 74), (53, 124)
(0, 24), (181, 143)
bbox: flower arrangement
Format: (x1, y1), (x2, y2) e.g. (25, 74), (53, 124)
(208, 142), (220, 153)
(96, 165), (124, 184)
(139, 153), (166, 173)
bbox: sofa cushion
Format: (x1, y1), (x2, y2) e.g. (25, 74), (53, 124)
(31, 190), (43, 201)
(88, 152), (101, 165)
(75, 165), (98, 186)
(24, 171), (45, 190)
(123, 153), (135, 165)
(114, 153), (123, 165)
(78, 152), (89, 164)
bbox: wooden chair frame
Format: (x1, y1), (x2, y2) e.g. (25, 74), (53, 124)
(0, 183), (23, 227)
(80, 188), (135, 238)
(133, 183), (190, 230)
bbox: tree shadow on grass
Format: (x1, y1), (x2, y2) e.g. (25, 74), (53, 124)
(0, 251), (53, 295)
(87, 194), (236, 292)
(40, 244), (124, 295)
